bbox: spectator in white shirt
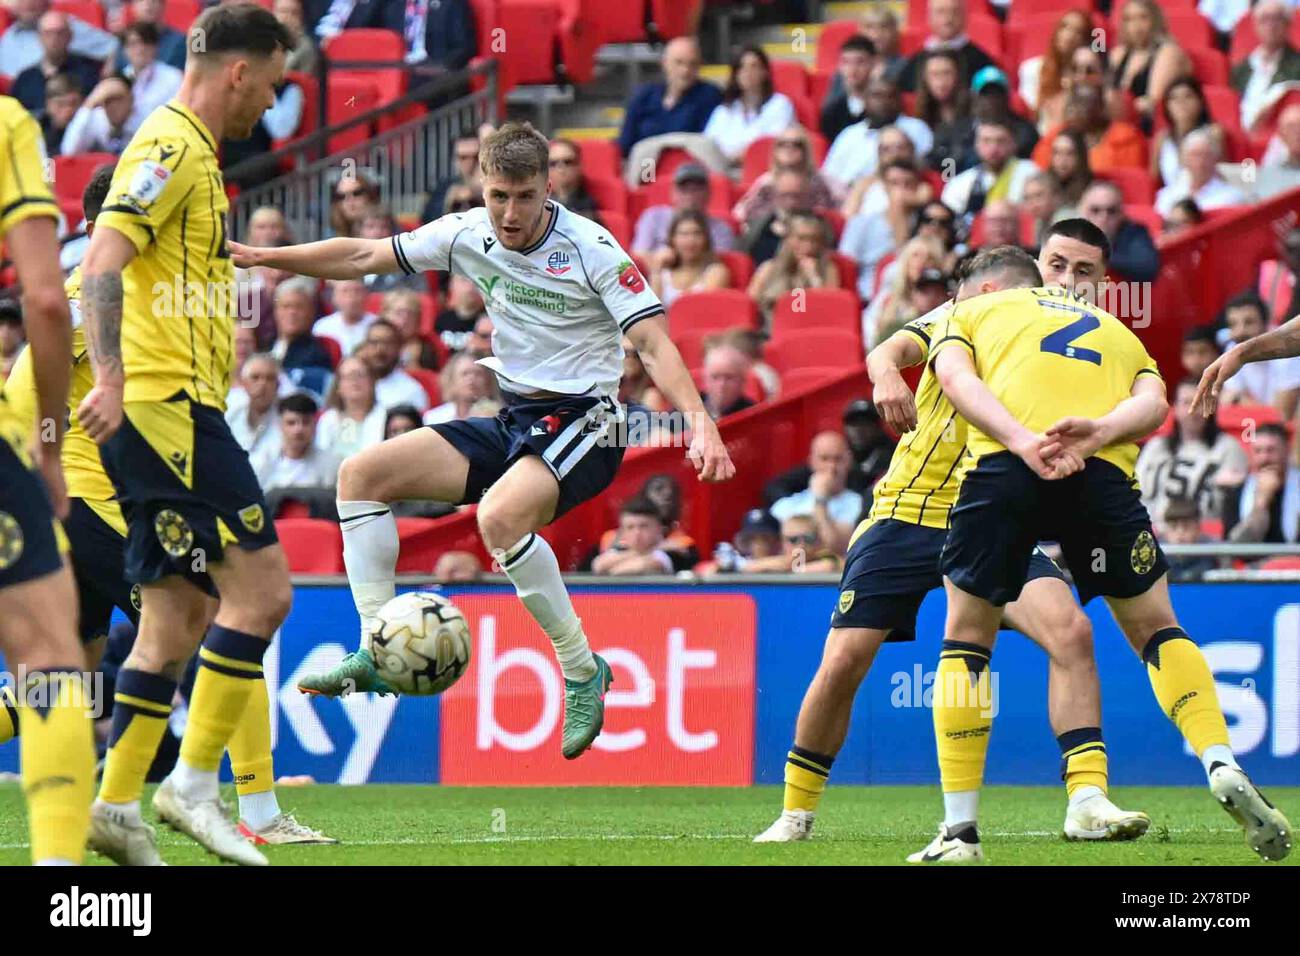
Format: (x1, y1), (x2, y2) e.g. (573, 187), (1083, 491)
(1231, 0), (1300, 131)
(61, 75), (135, 155)
(940, 118), (1037, 219)
(363, 318), (431, 412)
(1154, 127), (1248, 217)
(424, 351), (498, 424)
(314, 277), (377, 357)
(0, 0), (118, 77)
(315, 356), (387, 461)
(822, 77), (934, 189)
(121, 22), (182, 129)
(253, 393), (340, 494)
(702, 45), (796, 167)
(225, 353), (283, 463)
(769, 431), (864, 556)
(1218, 291), (1300, 414)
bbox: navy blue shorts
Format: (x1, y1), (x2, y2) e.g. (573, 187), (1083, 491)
(99, 395), (276, 592)
(830, 517), (1064, 641)
(430, 392), (626, 519)
(942, 451), (1168, 607)
(64, 497), (140, 644)
(0, 438), (63, 590)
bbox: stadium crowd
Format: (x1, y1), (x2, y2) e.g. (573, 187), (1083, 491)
(1, 0), (1299, 579)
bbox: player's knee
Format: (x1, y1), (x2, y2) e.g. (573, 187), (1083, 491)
(338, 451), (383, 502)
(476, 500), (524, 554)
(821, 638), (870, 686)
(1052, 612), (1095, 667)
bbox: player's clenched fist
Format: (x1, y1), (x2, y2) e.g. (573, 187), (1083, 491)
(78, 382), (124, 443)
(872, 369), (918, 434)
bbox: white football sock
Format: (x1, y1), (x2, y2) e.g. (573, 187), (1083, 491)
(238, 789), (282, 830)
(498, 532), (596, 682)
(35, 858), (76, 866)
(943, 790), (980, 830)
(339, 499), (399, 643)
(168, 757), (218, 802)
(1200, 744), (1240, 778)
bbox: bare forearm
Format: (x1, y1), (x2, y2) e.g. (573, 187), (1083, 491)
(1094, 389), (1168, 446)
(1228, 505), (1270, 543)
(23, 288), (72, 443)
(639, 332), (708, 420)
(81, 272), (125, 386)
(1237, 316), (1300, 363)
(251, 237), (385, 279)
(867, 333), (922, 383)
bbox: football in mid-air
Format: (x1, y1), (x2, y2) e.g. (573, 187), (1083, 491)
(365, 592), (472, 695)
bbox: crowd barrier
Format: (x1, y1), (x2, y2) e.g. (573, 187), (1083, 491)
(7, 581), (1290, 788)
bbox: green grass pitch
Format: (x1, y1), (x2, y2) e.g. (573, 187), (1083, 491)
(1, 784), (1296, 865)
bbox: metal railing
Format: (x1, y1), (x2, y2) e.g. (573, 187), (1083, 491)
(227, 59), (498, 242)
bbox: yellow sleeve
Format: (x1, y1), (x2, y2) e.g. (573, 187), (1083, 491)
(0, 104), (59, 237)
(1134, 351), (1163, 386)
(928, 302), (976, 363)
(95, 135), (195, 254)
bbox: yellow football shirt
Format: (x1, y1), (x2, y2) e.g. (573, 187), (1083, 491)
(95, 100), (236, 411)
(3, 268), (119, 504)
(932, 286), (1163, 478)
(854, 305), (971, 542)
(0, 94), (60, 463)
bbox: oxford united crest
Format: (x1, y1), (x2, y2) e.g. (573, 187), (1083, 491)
(1131, 530), (1157, 574)
(154, 509), (194, 558)
(0, 512), (23, 571)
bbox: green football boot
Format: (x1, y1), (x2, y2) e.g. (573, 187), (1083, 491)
(561, 654), (614, 759)
(297, 648), (395, 697)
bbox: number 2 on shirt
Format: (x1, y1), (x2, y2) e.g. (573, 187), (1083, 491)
(1040, 314), (1102, 365)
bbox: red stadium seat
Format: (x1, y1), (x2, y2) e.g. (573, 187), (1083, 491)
(770, 60), (810, 99)
(407, 367), (442, 406)
(902, 16), (1003, 60)
(766, 327), (864, 373)
(787, 91), (819, 132)
(1260, 556), (1300, 571)
(59, 198), (83, 229)
(1184, 46), (1230, 87)
(648, 0), (701, 41)
(810, 68), (834, 109)
(768, 288), (861, 342)
(671, 327), (710, 370)
(575, 138), (621, 179)
(394, 518), (445, 573)
(52, 0), (104, 28)
(1097, 167), (1156, 205)
(495, 0), (562, 85)
(1007, 0), (1098, 27)
(1148, 12), (1216, 52)
(818, 206), (846, 244)
(581, 174), (628, 216)
(780, 366), (847, 394)
(598, 210), (631, 248)
(553, 0), (600, 85)
(317, 336), (342, 367)
(1123, 204), (1162, 236)
(716, 249), (754, 289)
(815, 20), (861, 76)
(1217, 403), (1282, 435)
(829, 252), (858, 294)
(1004, 11), (1109, 70)
(322, 28), (405, 63)
(1201, 84), (1245, 134)
(51, 153), (116, 203)
(273, 72), (318, 149)
(594, 0), (647, 43)
(275, 519), (344, 573)
(1227, 12), (1300, 64)
(668, 289), (760, 336)
(325, 76), (379, 153)
(162, 0), (200, 32)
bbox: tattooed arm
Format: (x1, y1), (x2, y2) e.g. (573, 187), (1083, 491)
(77, 225), (138, 443)
(1193, 314), (1300, 417)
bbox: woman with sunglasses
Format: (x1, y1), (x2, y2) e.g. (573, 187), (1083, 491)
(329, 173), (380, 237)
(1039, 45), (1108, 134)
(702, 45), (797, 167)
(732, 126), (840, 222)
(547, 138), (601, 222)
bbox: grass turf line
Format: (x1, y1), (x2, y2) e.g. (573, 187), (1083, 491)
(0, 784), (1295, 865)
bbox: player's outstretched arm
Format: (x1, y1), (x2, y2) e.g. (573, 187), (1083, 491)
(8, 215), (73, 517)
(1192, 314), (1300, 416)
(228, 237), (397, 280)
(866, 330), (925, 434)
(79, 225), (138, 444)
(626, 318), (735, 482)
(1040, 374), (1169, 463)
(932, 345), (1076, 479)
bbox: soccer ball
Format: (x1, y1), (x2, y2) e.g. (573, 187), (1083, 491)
(365, 592), (472, 696)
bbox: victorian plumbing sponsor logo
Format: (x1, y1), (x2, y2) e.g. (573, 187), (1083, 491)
(50, 887), (151, 936)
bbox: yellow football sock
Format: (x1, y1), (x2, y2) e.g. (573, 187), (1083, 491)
(1057, 727), (1108, 798)
(228, 676), (274, 797)
(99, 668), (176, 805)
(21, 671), (95, 865)
(934, 641), (994, 793)
(783, 747), (834, 812)
(1144, 627), (1230, 756)
(180, 625), (268, 773)
(0, 685), (18, 744)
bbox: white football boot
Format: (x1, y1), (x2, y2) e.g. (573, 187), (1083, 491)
(152, 778), (267, 866)
(753, 810), (815, 842)
(907, 823), (984, 863)
(1209, 764), (1292, 862)
(239, 813), (339, 846)
(1063, 790), (1151, 841)
(88, 802), (166, 866)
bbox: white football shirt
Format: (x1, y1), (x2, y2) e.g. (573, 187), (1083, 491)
(392, 201), (664, 398)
